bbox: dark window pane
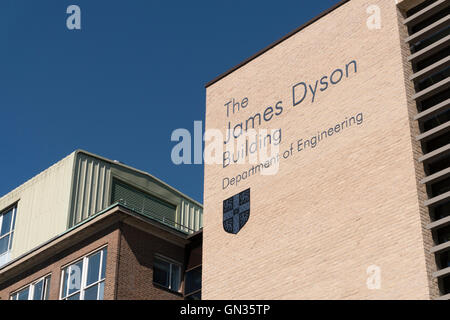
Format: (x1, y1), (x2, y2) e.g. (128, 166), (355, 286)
(153, 259), (170, 287)
(87, 252), (101, 286)
(439, 251), (450, 269)
(17, 287), (29, 300)
(443, 276), (450, 294)
(33, 280), (44, 300)
(67, 293), (80, 300)
(431, 176), (450, 198)
(185, 268), (202, 294)
(171, 265), (181, 291)
(84, 284), (99, 300)
(1, 210), (13, 236)
(101, 249), (107, 279)
(0, 235), (10, 255)
(437, 225), (450, 244)
(68, 261), (83, 295)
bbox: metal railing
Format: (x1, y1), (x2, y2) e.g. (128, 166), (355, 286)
(115, 200), (197, 234)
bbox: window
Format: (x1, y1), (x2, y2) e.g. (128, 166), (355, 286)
(0, 205), (17, 258)
(442, 275), (450, 295)
(111, 179), (178, 229)
(184, 266), (201, 300)
(437, 225), (450, 244)
(439, 251), (450, 269)
(60, 247), (107, 300)
(153, 256), (181, 292)
(10, 275), (51, 300)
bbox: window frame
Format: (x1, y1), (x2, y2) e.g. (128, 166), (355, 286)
(59, 246), (107, 300)
(0, 204), (17, 257)
(152, 254), (183, 293)
(184, 265), (202, 299)
(10, 274), (51, 300)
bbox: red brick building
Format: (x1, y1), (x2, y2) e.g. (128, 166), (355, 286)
(0, 151), (202, 300)
(0, 204), (202, 300)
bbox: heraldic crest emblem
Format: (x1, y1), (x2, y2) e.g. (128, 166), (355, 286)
(223, 188), (250, 234)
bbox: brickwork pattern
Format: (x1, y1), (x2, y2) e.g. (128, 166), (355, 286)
(203, 0), (433, 300)
(0, 222), (187, 300)
(0, 224), (120, 300)
(115, 223), (185, 300)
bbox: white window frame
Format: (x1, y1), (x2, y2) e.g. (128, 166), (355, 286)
(10, 274), (51, 300)
(0, 205), (17, 258)
(153, 254), (182, 292)
(59, 246), (107, 300)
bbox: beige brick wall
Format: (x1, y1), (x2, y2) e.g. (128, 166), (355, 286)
(203, 0), (434, 300)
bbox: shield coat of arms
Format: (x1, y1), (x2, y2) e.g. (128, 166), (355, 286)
(223, 189), (250, 234)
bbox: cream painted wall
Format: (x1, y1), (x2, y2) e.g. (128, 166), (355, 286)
(0, 152), (76, 263)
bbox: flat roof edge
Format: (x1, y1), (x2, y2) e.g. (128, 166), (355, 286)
(205, 0), (351, 88)
(0, 203), (201, 280)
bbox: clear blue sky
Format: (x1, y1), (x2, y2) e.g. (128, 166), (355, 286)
(0, 0), (341, 203)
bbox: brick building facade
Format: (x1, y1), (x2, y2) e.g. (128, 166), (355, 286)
(0, 151), (203, 300)
(0, 204), (202, 300)
(203, 0), (449, 300)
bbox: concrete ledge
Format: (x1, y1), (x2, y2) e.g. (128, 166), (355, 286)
(412, 78), (450, 101)
(0, 203), (196, 285)
(436, 293), (450, 300)
(421, 167), (450, 185)
(416, 121), (450, 141)
(427, 215), (450, 230)
(424, 191), (450, 207)
(408, 35), (450, 62)
(410, 56), (450, 82)
(415, 99), (450, 121)
(431, 241), (450, 254)
(433, 266), (450, 278)
(419, 144), (450, 163)
(404, 0), (450, 26)
(406, 15), (450, 44)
